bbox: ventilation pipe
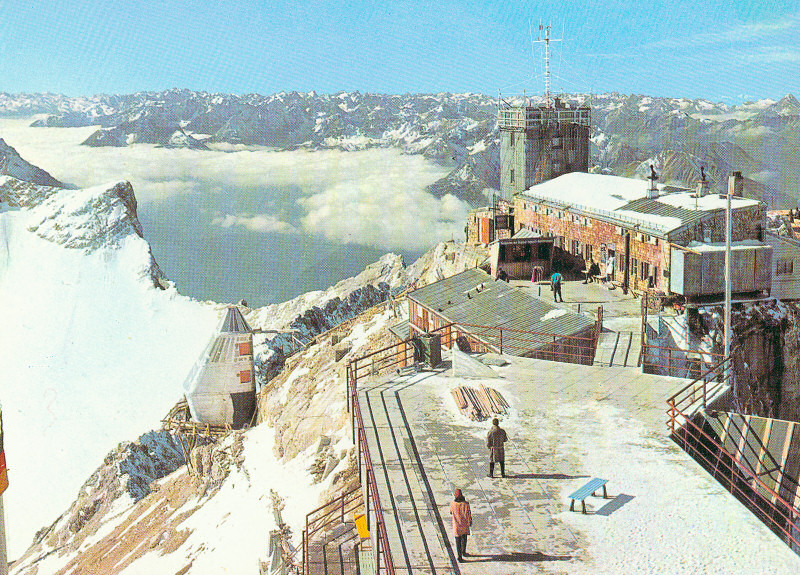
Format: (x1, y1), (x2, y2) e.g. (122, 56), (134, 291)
(696, 166), (709, 197)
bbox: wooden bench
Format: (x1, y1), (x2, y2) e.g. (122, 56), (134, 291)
(568, 477), (609, 514)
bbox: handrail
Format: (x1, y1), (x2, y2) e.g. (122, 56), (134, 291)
(667, 402), (800, 548)
(666, 354), (800, 552)
(350, 368), (396, 575)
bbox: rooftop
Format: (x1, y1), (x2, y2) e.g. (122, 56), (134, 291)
(407, 269), (596, 346)
(358, 355), (800, 573)
(518, 173), (762, 236)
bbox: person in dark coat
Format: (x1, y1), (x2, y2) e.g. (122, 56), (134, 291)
(487, 418), (508, 477)
(449, 488), (472, 562)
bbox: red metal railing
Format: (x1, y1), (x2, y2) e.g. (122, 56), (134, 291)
(347, 362), (396, 575)
(301, 485), (363, 575)
(666, 357), (800, 551)
(644, 344), (724, 377)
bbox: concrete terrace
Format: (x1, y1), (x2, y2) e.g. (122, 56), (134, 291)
(357, 354), (800, 574)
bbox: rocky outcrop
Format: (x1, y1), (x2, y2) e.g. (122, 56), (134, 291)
(696, 300), (800, 421)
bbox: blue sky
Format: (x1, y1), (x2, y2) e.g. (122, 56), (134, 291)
(0, 0), (798, 102)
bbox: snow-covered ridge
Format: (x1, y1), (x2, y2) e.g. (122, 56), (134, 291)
(0, 137), (63, 188)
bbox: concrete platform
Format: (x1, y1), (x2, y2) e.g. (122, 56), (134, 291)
(357, 355), (800, 574)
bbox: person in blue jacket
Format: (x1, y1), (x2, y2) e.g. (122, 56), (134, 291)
(550, 270), (563, 302)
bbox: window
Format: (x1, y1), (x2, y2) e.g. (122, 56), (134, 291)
(510, 132), (515, 147)
(631, 258), (638, 275)
(584, 244), (593, 261)
(510, 169), (515, 184)
(640, 261), (650, 280)
(777, 257), (794, 275)
(571, 240), (580, 256)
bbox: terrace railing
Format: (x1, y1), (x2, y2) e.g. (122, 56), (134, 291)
(666, 356), (800, 552)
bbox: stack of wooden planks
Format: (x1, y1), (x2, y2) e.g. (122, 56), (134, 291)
(451, 384), (510, 421)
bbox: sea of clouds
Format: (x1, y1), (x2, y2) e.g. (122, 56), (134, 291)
(0, 118), (471, 305)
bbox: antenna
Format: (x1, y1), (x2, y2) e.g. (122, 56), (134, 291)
(533, 23), (561, 106)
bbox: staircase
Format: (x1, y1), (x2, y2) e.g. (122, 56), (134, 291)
(357, 374), (458, 574)
(303, 486), (363, 575)
(593, 331), (641, 367)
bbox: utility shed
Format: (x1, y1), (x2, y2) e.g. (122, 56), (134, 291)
(407, 268), (599, 364)
(183, 306), (256, 428)
(670, 241), (772, 297)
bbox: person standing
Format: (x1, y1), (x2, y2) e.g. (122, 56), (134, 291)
(449, 488), (472, 562)
(487, 418), (508, 477)
(550, 270), (563, 302)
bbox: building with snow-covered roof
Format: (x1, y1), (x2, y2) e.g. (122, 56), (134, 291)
(183, 306), (256, 428)
(513, 171), (766, 295)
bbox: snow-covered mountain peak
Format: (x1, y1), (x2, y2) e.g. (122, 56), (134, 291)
(26, 181), (145, 251)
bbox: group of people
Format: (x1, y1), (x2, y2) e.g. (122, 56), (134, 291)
(449, 418), (508, 562)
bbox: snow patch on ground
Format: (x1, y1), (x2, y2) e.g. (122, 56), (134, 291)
(552, 401), (800, 574)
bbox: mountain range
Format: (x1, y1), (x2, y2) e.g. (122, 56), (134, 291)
(0, 89), (798, 207)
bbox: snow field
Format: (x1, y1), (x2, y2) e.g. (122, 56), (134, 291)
(0, 207), (218, 558)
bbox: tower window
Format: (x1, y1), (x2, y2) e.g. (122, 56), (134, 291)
(510, 169), (515, 184)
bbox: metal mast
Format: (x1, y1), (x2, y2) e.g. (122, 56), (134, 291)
(533, 24), (560, 106)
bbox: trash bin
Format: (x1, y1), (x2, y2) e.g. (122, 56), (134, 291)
(419, 334), (442, 368)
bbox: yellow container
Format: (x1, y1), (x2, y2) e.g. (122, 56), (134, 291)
(354, 513), (370, 539)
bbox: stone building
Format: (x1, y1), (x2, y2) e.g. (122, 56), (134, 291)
(465, 199), (513, 245)
(512, 171), (766, 294)
(498, 97), (590, 198)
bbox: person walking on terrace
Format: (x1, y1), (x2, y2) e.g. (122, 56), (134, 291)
(550, 270), (563, 302)
(450, 488), (472, 562)
(487, 418), (508, 477)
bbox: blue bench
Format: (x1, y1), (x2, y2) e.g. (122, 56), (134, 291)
(568, 477), (609, 514)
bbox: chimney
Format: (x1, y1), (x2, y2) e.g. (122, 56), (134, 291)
(646, 164), (659, 199)
(728, 171), (743, 197)
(696, 166), (709, 197)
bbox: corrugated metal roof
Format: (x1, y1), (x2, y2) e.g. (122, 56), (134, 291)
(619, 197), (710, 228)
(388, 320), (410, 341)
(220, 306), (252, 334)
(512, 228), (542, 239)
(408, 269), (595, 353)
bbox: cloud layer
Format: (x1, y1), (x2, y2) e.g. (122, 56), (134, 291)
(0, 118), (469, 252)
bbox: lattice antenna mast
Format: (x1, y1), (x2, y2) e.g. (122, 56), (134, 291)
(533, 24), (561, 106)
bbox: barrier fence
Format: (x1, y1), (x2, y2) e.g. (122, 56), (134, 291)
(666, 356), (800, 552)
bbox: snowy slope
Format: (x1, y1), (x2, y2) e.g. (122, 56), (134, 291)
(0, 138), (63, 187)
(0, 176), (219, 558)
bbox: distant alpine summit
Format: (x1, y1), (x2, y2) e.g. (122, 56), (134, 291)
(1, 89), (798, 206)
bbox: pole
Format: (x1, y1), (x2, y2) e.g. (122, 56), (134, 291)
(0, 496), (6, 575)
(724, 174), (733, 380)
